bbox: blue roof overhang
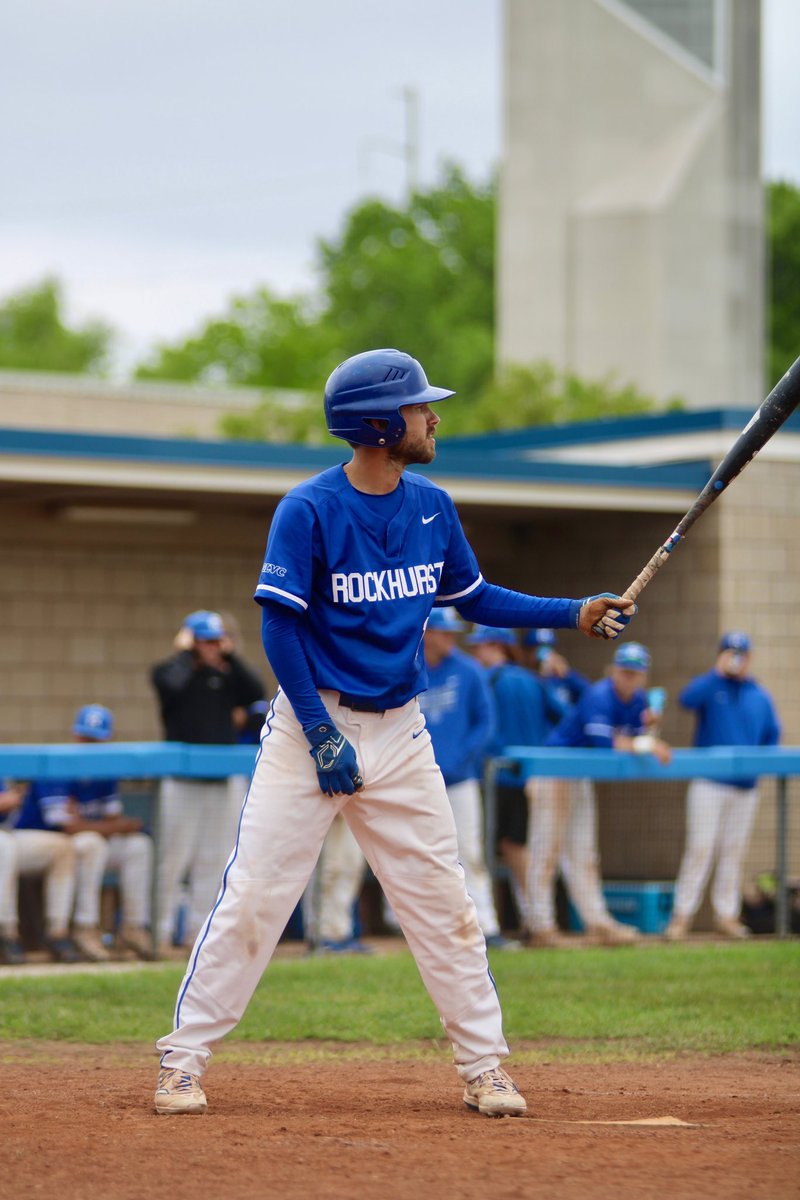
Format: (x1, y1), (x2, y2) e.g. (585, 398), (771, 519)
(1, 405), (796, 513)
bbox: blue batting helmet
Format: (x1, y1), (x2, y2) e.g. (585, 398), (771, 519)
(184, 610), (225, 641)
(522, 628), (557, 649)
(719, 631), (751, 653)
(73, 704), (114, 741)
(465, 625), (517, 646)
(426, 607), (464, 633)
(613, 642), (652, 671)
(323, 349), (455, 447)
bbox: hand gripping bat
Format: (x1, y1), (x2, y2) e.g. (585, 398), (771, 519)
(593, 355), (800, 636)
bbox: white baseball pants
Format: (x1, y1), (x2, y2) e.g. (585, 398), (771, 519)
(672, 778), (759, 921)
(157, 691), (509, 1081)
(156, 777), (242, 943)
(0, 830), (76, 934)
(302, 813), (366, 944)
(526, 778), (614, 932)
(446, 779), (501, 938)
(72, 832), (153, 928)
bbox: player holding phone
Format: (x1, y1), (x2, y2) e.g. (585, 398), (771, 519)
(665, 633), (781, 940)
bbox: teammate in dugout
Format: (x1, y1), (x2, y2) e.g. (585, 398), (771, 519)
(154, 348), (635, 1119)
(526, 642), (671, 946)
(665, 632), (781, 940)
(419, 608), (514, 950)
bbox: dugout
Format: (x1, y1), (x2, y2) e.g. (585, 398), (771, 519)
(1, 377), (799, 911)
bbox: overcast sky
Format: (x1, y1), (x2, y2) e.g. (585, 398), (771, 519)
(1, 0), (797, 372)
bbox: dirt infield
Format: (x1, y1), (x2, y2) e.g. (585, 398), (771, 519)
(2, 1044), (797, 1199)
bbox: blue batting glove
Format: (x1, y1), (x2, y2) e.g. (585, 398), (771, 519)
(587, 592), (637, 628)
(582, 592), (638, 640)
(305, 722), (363, 797)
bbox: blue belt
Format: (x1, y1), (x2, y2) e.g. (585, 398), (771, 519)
(338, 692), (386, 714)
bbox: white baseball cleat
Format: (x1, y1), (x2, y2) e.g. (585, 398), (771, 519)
(154, 1068), (208, 1115)
(463, 1067), (527, 1117)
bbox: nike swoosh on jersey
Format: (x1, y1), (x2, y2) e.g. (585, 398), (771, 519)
(421, 513), (440, 525)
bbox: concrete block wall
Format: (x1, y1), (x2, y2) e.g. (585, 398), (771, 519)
(0, 504), (277, 742)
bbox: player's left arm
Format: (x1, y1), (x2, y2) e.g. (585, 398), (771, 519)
(436, 496), (634, 638)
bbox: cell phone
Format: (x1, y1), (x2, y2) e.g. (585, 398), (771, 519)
(646, 687), (666, 716)
(536, 647), (552, 665)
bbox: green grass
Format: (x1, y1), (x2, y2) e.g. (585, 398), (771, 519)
(0, 942), (797, 1061)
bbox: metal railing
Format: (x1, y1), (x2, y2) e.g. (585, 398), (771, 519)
(1, 743), (798, 944)
(484, 747), (800, 938)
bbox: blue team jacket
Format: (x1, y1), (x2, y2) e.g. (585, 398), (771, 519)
(546, 676), (647, 748)
(680, 669), (781, 788)
(419, 648), (494, 787)
(484, 663), (565, 787)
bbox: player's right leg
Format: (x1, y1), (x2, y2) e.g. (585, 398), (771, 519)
(525, 777), (569, 944)
(70, 830), (111, 962)
(154, 691), (340, 1113)
(667, 778), (724, 937)
(11, 830), (78, 961)
(0, 831), (25, 965)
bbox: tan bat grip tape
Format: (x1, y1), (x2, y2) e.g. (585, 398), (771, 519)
(623, 545), (672, 603)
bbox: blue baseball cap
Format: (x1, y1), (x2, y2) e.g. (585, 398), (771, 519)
(465, 625), (517, 646)
(522, 628), (557, 649)
(719, 631), (751, 653)
(184, 610), (225, 641)
(426, 608), (465, 633)
(73, 704), (114, 741)
(613, 642), (652, 671)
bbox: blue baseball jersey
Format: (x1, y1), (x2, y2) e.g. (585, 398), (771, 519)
(17, 778), (122, 831)
(254, 466), (486, 708)
(484, 663), (563, 786)
(547, 676), (647, 748)
(679, 669), (780, 788)
(0, 778), (19, 829)
(541, 668), (590, 721)
(419, 648), (495, 786)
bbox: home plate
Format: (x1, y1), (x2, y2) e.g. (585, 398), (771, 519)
(530, 1116), (702, 1127)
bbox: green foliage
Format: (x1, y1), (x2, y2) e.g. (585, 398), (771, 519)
(0, 942), (796, 1057)
(0, 278), (111, 374)
(448, 361), (673, 435)
(135, 288), (340, 390)
(316, 164), (496, 400)
(135, 165), (497, 441)
(766, 180), (800, 388)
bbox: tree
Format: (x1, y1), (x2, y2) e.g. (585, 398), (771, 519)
(135, 165), (496, 408)
(766, 180), (800, 389)
(316, 165), (495, 400)
(135, 164), (674, 441)
(0, 278), (111, 374)
(448, 361), (668, 435)
(135, 289), (339, 390)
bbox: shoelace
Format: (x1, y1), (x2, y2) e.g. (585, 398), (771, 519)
(475, 1069), (518, 1094)
(159, 1070), (198, 1093)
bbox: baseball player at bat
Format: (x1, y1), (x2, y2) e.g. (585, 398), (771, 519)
(154, 348), (634, 1118)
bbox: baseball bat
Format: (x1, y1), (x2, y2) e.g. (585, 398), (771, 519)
(594, 354), (800, 636)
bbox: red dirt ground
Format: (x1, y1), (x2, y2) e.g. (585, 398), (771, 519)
(1, 1045), (797, 1200)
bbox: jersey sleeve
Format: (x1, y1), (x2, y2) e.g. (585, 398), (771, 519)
(435, 495), (484, 604)
(254, 496), (316, 613)
(581, 689), (616, 748)
(33, 782), (73, 829)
